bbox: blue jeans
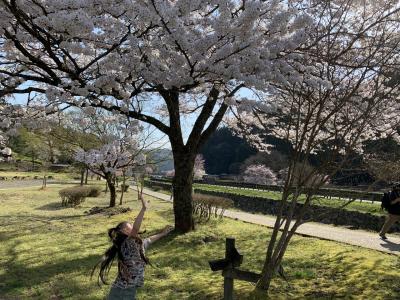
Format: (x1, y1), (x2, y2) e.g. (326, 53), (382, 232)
(107, 286), (137, 300)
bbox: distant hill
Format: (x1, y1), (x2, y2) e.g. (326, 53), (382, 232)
(200, 127), (257, 174)
(148, 148), (174, 173)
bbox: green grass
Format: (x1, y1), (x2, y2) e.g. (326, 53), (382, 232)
(193, 184), (385, 216)
(1, 185), (399, 299)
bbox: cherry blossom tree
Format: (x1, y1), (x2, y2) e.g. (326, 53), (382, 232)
(277, 165), (329, 187)
(165, 169), (175, 178)
(0, 0), (316, 232)
(74, 111), (148, 207)
(230, 1), (400, 294)
(365, 153), (400, 185)
(193, 154), (206, 180)
(76, 143), (146, 207)
(243, 164), (277, 185)
(0, 102), (19, 161)
(0, 146), (12, 162)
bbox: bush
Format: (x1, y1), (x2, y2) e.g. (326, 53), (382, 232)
(59, 186), (88, 207)
(87, 186), (102, 197)
(192, 193), (234, 221)
(59, 185), (101, 207)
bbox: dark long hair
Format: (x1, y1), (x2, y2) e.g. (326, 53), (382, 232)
(91, 221), (150, 285)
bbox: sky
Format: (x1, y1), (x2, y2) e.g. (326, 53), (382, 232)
(10, 86), (255, 150)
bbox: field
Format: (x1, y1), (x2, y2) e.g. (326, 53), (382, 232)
(0, 170), (76, 181)
(1, 185), (399, 299)
(194, 184), (384, 215)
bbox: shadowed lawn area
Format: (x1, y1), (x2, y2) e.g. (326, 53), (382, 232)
(0, 185), (399, 299)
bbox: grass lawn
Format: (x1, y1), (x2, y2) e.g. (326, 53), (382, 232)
(0, 170), (77, 181)
(192, 184), (385, 217)
(1, 185), (399, 299)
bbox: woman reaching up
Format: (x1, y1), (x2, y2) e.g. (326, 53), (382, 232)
(92, 194), (173, 300)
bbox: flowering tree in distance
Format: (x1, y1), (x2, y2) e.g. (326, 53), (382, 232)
(164, 169), (175, 178)
(231, 1), (400, 294)
(0, 1), (317, 232)
(193, 154), (206, 180)
(74, 112), (148, 207)
(76, 143), (146, 207)
(0, 102), (22, 161)
(243, 164), (277, 185)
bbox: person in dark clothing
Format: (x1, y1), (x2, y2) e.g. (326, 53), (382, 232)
(379, 184), (400, 239)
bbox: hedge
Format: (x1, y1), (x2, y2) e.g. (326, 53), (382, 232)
(59, 185), (102, 207)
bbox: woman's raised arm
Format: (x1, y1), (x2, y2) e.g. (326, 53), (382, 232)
(129, 194), (148, 236)
(147, 225), (174, 245)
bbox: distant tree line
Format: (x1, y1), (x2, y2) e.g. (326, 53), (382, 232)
(201, 127), (400, 187)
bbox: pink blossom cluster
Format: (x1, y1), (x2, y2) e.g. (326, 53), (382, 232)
(243, 164), (277, 185)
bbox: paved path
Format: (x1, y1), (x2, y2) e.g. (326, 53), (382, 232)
(139, 187), (400, 255)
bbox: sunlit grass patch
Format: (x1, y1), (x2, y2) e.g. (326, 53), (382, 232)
(0, 186), (399, 299)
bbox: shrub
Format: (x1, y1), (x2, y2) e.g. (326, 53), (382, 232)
(192, 193), (234, 221)
(87, 186), (102, 197)
(59, 185), (101, 207)
(59, 186), (88, 207)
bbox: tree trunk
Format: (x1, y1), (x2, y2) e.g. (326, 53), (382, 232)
(85, 168), (89, 185)
(42, 175), (47, 189)
(31, 152), (35, 170)
(172, 152), (195, 233)
(255, 262), (275, 292)
(106, 174), (116, 207)
(119, 171), (126, 205)
(80, 168), (85, 186)
(254, 189), (297, 295)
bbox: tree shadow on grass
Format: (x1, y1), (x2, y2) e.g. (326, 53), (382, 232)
(379, 239), (400, 252)
(0, 214), (84, 224)
(281, 249), (400, 299)
(0, 241), (101, 299)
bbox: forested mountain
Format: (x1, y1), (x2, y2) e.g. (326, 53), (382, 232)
(148, 148), (174, 173)
(200, 127), (257, 174)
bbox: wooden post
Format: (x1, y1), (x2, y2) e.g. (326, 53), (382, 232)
(224, 238), (235, 300)
(224, 269), (234, 300)
(209, 238), (261, 300)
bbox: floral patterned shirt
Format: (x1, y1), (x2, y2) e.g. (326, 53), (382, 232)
(112, 237), (151, 288)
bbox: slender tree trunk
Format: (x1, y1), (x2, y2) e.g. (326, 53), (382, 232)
(106, 174), (116, 207)
(31, 152), (35, 171)
(172, 151), (195, 233)
(80, 168), (85, 186)
(85, 168), (89, 185)
(42, 175), (47, 189)
(119, 171), (126, 205)
(255, 260), (276, 292)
